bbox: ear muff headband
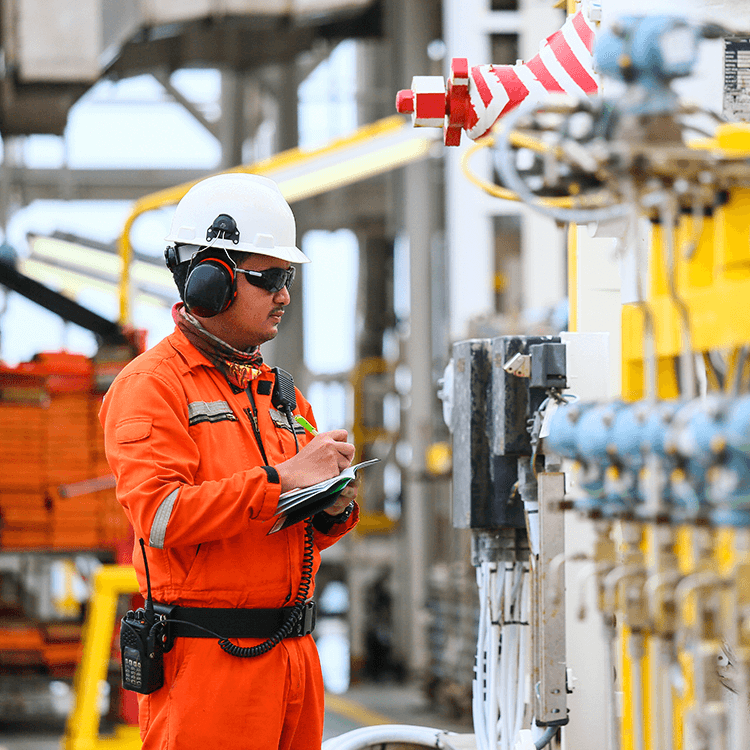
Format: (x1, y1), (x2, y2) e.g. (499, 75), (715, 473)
(183, 251), (238, 318)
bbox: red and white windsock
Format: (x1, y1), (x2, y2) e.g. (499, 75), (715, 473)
(395, 9), (598, 146)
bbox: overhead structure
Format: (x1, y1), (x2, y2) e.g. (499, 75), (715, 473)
(0, 0), (380, 136)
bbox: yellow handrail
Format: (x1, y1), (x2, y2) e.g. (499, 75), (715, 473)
(116, 115), (431, 323)
(63, 565), (141, 750)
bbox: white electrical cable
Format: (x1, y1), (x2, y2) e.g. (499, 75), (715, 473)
(507, 565), (523, 750)
(488, 563), (501, 750)
(514, 570), (529, 740)
(505, 634), (516, 750)
(471, 565), (487, 750)
(324, 564), (535, 750)
(504, 628), (518, 750)
(500, 566), (513, 750)
(474, 563), (491, 750)
(473, 560), (534, 750)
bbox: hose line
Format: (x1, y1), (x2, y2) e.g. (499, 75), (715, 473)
(535, 725), (558, 750)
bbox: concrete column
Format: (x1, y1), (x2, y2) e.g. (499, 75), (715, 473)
(219, 70), (245, 169)
(521, 207), (566, 313)
(277, 61), (299, 152)
(390, 0), (442, 678)
(444, 0), (493, 341)
(401, 158), (436, 676)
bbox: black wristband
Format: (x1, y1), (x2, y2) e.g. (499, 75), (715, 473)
(261, 465), (280, 484)
(312, 501), (355, 534)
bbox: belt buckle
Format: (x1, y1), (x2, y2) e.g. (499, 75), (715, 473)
(153, 603), (177, 652)
(296, 601), (316, 637)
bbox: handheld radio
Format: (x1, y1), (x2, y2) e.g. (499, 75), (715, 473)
(271, 366), (297, 417)
(120, 539), (166, 694)
(272, 367), (300, 449)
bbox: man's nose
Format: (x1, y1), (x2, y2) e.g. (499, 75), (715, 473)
(273, 284), (291, 305)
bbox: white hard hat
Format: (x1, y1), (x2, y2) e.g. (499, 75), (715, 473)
(164, 173), (310, 264)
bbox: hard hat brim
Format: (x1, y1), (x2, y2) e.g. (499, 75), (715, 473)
(172, 241), (310, 265)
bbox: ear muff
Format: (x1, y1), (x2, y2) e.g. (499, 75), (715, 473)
(183, 252), (237, 318)
(164, 245), (180, 272)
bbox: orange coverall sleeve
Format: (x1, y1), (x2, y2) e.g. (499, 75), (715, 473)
(100, 368), (280, 550)
(312, 503), (359, 551)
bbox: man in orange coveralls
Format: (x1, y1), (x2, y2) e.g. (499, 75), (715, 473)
(100, 173), (359, 750)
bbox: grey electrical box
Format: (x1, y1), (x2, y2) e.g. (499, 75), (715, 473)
(491, 336), (563, 456)
(530, 342), (567, 389)
(451, 335), (566, 531)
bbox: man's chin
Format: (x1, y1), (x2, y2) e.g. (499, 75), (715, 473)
(256, 327), (279, 346)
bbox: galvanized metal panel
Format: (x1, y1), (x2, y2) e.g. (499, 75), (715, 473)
(16, 0), (101, 82)
(139, 0), (372, 24)
(294, 0), (372, 15)
(451, 339), (492, 530)
(102, 0), (140, 64)
(140, 0), (286, 24)
(533, 471), (568, 725)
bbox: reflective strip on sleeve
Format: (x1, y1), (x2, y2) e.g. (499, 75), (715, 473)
(188, 400), (238, 426)
(150, 488), (179, 549)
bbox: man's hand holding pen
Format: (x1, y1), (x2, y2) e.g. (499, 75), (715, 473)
(275, 429), (356, 494)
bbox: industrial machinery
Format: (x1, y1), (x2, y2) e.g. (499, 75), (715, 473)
(0, 255), (141, 723)
(325, 6), (750, 750)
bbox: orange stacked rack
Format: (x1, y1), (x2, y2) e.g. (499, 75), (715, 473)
(0, 352), (129, 552)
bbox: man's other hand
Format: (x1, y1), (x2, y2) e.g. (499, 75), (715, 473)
(324, 477), (359, 515)
(275, 430), (355, 493)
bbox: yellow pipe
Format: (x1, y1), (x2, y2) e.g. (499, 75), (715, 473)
(117, 213), (138, 325)
(117, 115), (412, 323)
(568, 224), (578, 332)
(350, 356), (396, 535)
(459, 134), (597, 208)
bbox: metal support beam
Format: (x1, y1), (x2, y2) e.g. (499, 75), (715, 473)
(3, 167), (209, 203)
(0, 258), (127, 344)
(153, 70), (220, 139)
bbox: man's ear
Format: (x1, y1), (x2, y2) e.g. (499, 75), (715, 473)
(172, 262), (190, 302)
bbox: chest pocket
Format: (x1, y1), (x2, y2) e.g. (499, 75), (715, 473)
(268, 407), (306, 460)
(188, 400), (237, 426)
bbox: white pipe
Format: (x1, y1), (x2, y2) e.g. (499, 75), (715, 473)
(321, 724), (451, 750)
(602, 618), (621, 750)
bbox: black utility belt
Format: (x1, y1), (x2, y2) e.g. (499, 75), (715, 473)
(153, 600), (316, 643)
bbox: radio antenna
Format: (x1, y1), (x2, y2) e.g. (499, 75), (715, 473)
(138, 538), (155, 621)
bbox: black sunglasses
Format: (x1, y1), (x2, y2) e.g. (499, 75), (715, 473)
(235, 265), (296, 294)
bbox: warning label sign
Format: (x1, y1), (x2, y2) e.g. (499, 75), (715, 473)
(724, 37), (750, 121)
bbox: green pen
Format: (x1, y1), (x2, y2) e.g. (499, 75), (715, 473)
(294, 415), (318, 436)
